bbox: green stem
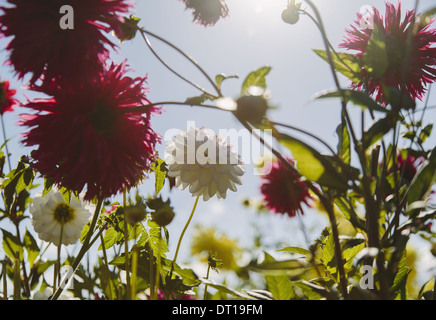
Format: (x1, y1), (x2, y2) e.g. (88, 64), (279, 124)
(203, 264), (211, 300)
(99, 232), (114, 300)
(153, 227), (162, 300)
(123, 189), (131, 300)
(54, 223), (64, 292)
(50, 199), (103, 300)
(172, 196), (200, 271)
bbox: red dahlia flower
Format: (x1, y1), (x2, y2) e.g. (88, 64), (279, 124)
(180, 0), (229, 27)
(0, 80), (19, 114)
(0, 0), (132, 88)
(339, 2), (436, 104)
(260, 158), (312, 217)
(21, 61), (161, 201)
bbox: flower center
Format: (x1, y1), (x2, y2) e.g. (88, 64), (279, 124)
(88, 102), (116, 138)
(53, 203), (75, 224)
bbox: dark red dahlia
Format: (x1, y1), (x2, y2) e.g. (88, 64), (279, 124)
(0, 0), (132, 88)
(339, 2), (436, 104)
(21, 61), (161, 201)
(180, 0), (229, 27)
(0, 80), (19, 114)
(395, 152), (423, 184)
(260, 158), (312, 217)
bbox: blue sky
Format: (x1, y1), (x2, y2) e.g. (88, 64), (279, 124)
(0, 0), (435, 290)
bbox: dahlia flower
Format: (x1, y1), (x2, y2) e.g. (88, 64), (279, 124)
(260, 158), (312, 217)
(339, 2), (436, 103)
(180, 0), (229, 27)
(30, 189), (92, 246)
(165, 127), (244, 201)
(191, 225), (241, 270)
(0, 0), (132, 88)
(0, 80), (19, 114)
(21, 61), (161, 200)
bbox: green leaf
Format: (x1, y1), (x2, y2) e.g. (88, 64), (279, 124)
(278, 132), (349, 191)
(418, 123), (433, 145)
(362, 25), (388, 78)
(336, 119), (351, 165)
(215, 73), (238, 90)
(313, 50), (363, 82)
(1, 228), (23, 261)
(390, 250), (411, 299)
(277, 246), (311, 256)
(343, 242), (365, 270)
(313, 89), (388, 113)
(406, 147), (436, 204)
(241, 66), (271, 95)
(23, 229), (39, 268)
(321, 232), (335, 270)
(290, 280), (326, 300)
(98, 227), (121, 251)
(420, 7), (436, 25)
(185, 93), (213, 105)
(153, 158), (167, 196)
(265, 275), (294, 300)
(363, 116), (396, 149)
(200, 278), (255, 300)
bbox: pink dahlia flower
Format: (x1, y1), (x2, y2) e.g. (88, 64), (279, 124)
(180, 0), (229, 27)
(0, 80), (19, 114)
(339, 2), (436, 104)
(21, 61), (161, 200)
(260, 158), (312, 217)
(0, 0), (132, 88)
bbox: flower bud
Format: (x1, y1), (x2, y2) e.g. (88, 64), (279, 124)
(125, 205), (147, 225)
(113, 15), (140, 43)
(235, 94), (269, 126)
(282, 2), (300, 25)
(151, 206), (175, 227)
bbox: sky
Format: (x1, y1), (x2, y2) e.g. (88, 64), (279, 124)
(0, 0), (435, 293)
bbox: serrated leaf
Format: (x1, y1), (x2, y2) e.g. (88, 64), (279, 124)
(313, 50), (363, 82)
(241, 66), (271, 95)
(336, 120), (351, 165)
(277, 246), (311, 256)
(278, 132), (349, 191)
(265, 275), (294, 300)
(290, 280), (326, 300)
(362, 25), (388, 78)
(363, 116), (396, 149)
(153, 158), (167, 196)
(98, 227), (120, 251)
(1, 228), (23, 261)
(406, 147), (436, 204)
(200, 278), (255, 300)
(313, 89), (388, 113)
(23, 229), (39, 268)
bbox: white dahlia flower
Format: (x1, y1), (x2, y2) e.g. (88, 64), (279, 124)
(165, 127), (245, 201)
(31, 287), (79, 300)
(30, 189), (93, 246)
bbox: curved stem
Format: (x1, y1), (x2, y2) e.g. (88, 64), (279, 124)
(172, 196), (200, 270)
(139, 28), (221, 98)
